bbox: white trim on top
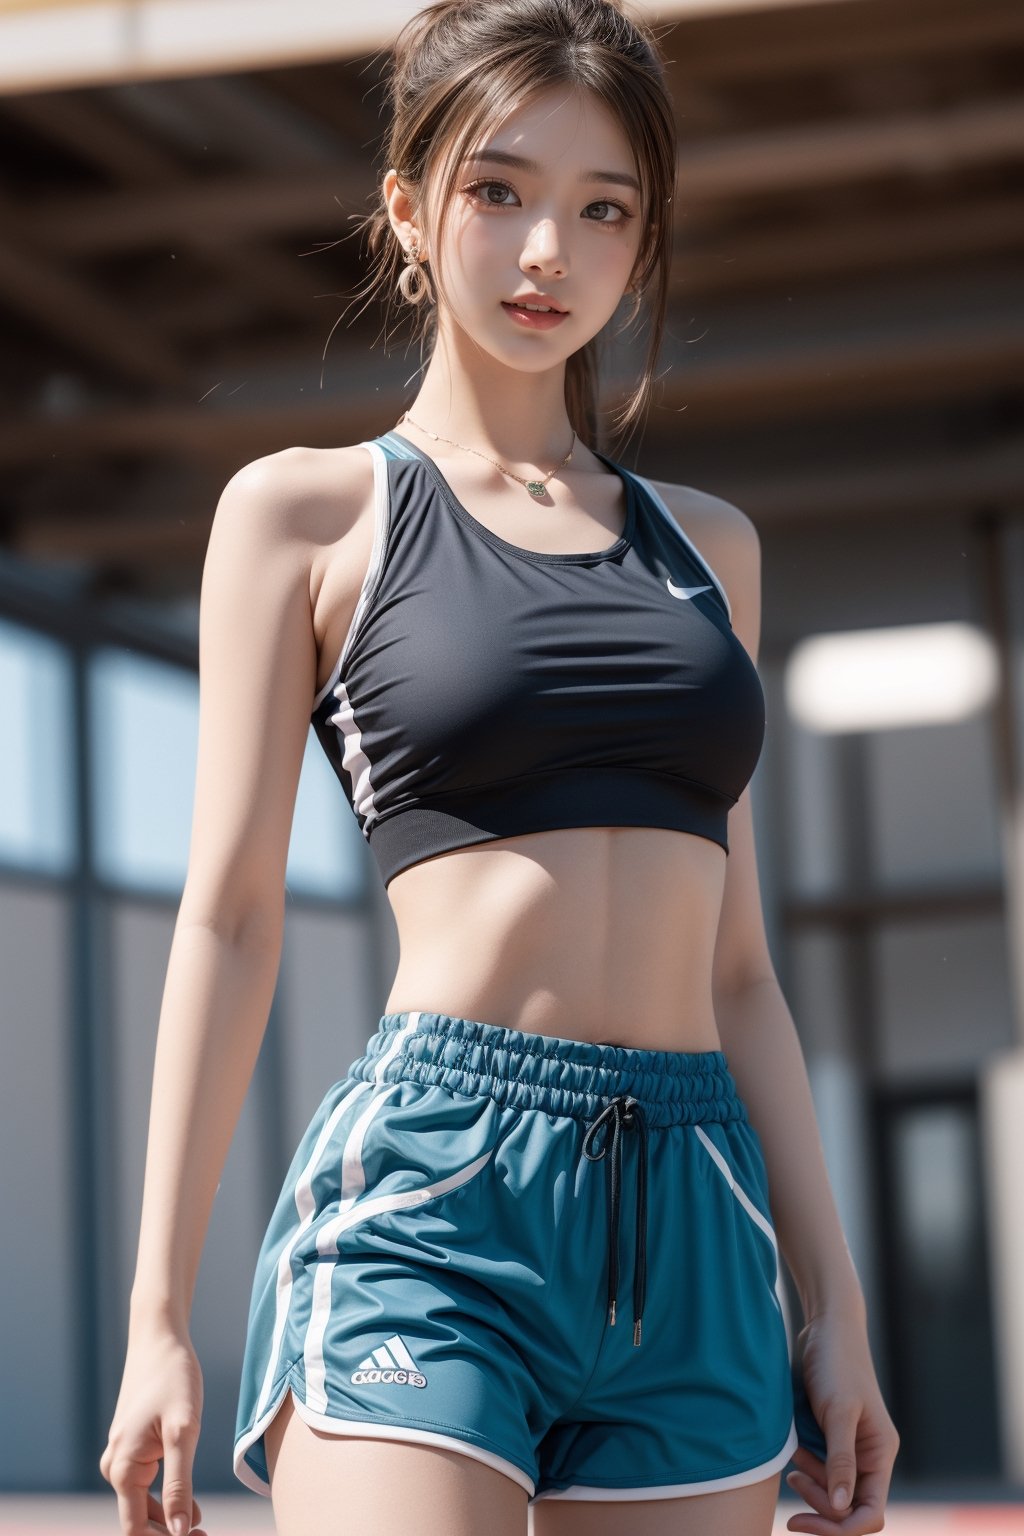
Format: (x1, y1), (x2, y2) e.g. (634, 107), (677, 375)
(631, 474), (733, 624)
(311, 439), (391, 712)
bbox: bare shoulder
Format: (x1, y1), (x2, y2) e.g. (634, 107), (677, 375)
(646, 477), (759, 603)
(645, 477), (758, 558)
(645, 477), (762, 655)
(212, 442), (375, 551)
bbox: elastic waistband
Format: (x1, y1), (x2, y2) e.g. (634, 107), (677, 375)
(350, 1010), (746, 1128)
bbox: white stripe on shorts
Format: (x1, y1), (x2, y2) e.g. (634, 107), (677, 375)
(301, 1141), (497, 1409)
(250, 1013), (423, 1431)
(692, 1124), (783, 1314)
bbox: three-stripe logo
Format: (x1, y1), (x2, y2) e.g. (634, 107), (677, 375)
(351, 1333), (428, 1388)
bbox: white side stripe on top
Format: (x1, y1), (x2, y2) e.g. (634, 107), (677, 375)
(315, 440), (392, 837)
(692, 1124), (782, 1313)
(632, 474), (733, 624)
(326, 684), (381, 836)
(311, 439), (391, 712)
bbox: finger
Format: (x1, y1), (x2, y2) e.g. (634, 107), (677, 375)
(786, 1468), (836, 1518)
(791, 1444), (829, 1487)
(161, 1417), (199, 1536)
(785, 1491), (886, 1536)
(840, 1461), (891, 1532)
(143, 1490), (205, 1533)
(115, 1483), (154, 1536)
(823, 1404), (860, 1513)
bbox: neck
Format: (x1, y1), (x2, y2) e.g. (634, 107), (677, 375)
(397, 323), (581, 470)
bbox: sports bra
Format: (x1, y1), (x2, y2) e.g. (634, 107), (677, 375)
(310, 430), (766, 887)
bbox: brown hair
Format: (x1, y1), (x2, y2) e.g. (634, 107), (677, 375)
(347, 0), (677, 454)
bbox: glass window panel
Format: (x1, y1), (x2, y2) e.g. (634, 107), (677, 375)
(865, 713), (1001, 887)
(104, 897), (272, 1489)
(782, 719), (848, 898)
(0, 618), (75, 873)
(89, 649), (199, 892)
(0, 883), (78, 1484)
(90, 646), (366, 899)
(875, 915), (1014, 1083)
(885, 1098), (1000, 1474)
(787, 929), (854, 1057)
(278, 907), (379, 1140)
(894, 1107), (974, 1291)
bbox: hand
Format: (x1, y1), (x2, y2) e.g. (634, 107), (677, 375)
(785, 1311), (899, 1535)
(99, 1324), (208, 1536)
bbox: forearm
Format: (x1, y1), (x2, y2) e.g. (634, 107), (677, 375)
(128, 907), (283, 1335)
(715, 974), (866, 1325)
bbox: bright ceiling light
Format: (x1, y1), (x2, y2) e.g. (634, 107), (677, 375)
(785, 621), (999, 733)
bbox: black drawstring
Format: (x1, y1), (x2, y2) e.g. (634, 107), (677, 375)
(580, 1094), (648, 1345)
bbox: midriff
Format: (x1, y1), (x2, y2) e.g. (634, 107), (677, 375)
(383, 822), (728, 1053)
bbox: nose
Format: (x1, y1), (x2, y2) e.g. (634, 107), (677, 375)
(519, 217), (567, 279)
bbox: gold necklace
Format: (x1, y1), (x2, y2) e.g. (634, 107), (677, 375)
(397, 410), (576, 498)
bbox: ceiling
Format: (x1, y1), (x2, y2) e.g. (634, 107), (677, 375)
(0, 0), (1021, 603)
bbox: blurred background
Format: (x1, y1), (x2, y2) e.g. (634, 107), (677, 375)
(1, 0), (1022, 1528)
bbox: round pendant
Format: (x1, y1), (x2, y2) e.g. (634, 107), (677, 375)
(526, 480), (547, 497)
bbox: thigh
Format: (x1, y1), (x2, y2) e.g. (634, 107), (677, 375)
(530, 1471), (781, 1536)
(267, 1388), (530, 1536)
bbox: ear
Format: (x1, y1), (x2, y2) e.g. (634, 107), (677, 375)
(383, 168), (422, 254)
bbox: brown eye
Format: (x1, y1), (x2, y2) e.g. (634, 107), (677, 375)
(585, 201), (632, 225)
(464, 178), (518, 206)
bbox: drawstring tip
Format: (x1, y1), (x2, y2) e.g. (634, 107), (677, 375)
(633, 1317), (642, 1346)
(609, 1299), (616, 1326)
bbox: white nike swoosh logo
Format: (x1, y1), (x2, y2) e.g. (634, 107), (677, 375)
(667, 579), (714, 600)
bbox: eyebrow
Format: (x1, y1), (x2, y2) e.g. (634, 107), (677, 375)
(463, 148), (641, 193)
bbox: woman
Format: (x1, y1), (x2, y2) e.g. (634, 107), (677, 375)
(99, 2), (899, 1533)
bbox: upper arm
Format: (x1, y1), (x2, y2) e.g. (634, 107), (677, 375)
(654, 480), (778, 996)
(178, 450), (319, 940)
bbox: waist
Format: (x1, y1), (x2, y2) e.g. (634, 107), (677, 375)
(385, 825), (727, 1051)
(350, 1010), (746, 1127)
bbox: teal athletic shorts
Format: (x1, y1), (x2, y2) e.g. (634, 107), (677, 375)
(234, 1010), (799, 1503)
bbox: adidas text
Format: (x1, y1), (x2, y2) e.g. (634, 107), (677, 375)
(351, 1365), (427, 1388)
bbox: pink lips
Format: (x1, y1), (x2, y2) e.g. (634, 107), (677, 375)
(501, 302), (569, 330)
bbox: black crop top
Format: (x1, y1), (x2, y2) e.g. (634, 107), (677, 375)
(310, 430), (766, 886)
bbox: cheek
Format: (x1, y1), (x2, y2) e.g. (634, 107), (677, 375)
(456, 217), (512, 271)
(583, 237), (640, 306)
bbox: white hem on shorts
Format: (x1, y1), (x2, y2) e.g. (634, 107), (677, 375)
(529, 1419), (798, 1502)
(233, 1384), (537, 1499)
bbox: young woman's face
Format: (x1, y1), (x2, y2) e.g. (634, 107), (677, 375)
(427, 85), (645, 369)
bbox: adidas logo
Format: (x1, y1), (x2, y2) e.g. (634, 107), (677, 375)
(351, 1333), (428, 1389)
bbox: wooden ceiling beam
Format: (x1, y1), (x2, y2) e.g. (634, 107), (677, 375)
(0, 186), (188, 388)
(23, 92), (1020, 263)
(674, 195), (1024, 300)
(674, 95), (1024, 203)
(26, 164), (372, 256)
(675, 0), (1024, 80)
(3, 90), (334, 323)
(0, 297), (1020, 469)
